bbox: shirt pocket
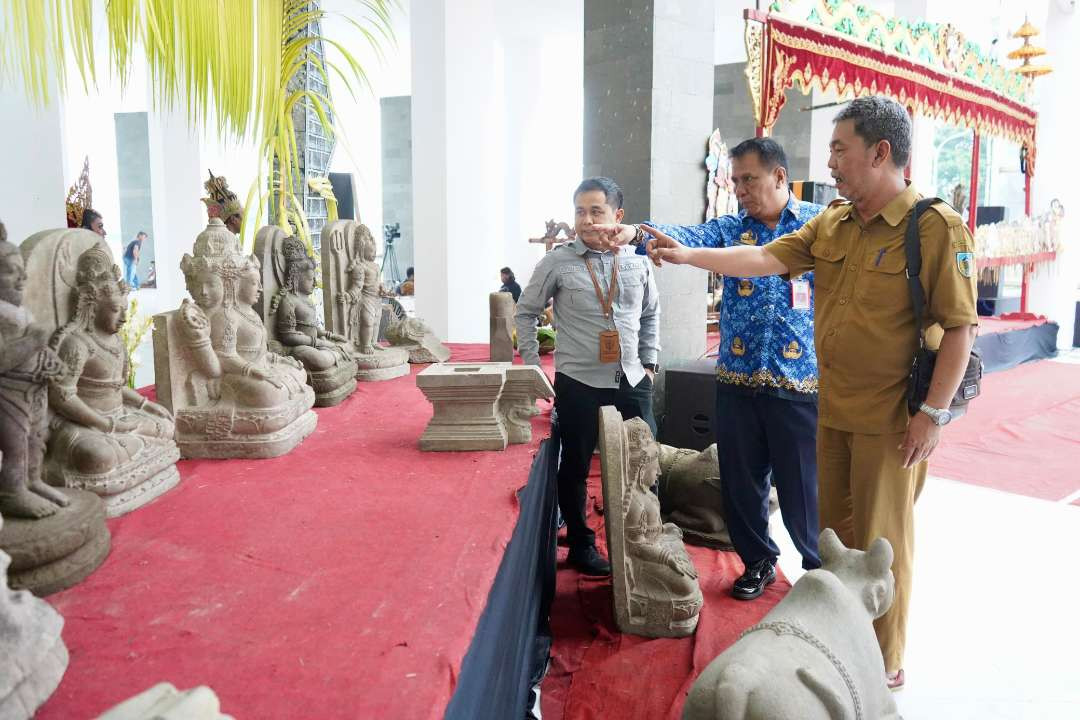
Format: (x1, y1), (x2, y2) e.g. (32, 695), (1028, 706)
(558, 268), (596, 308)
(857, 247), (911, 309)
(617, 270), (646, 307)
(809, 242), (848, 295)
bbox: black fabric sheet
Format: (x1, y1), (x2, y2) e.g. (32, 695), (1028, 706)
(975, 322), (1059, 374)
(444, 431), (560, 720)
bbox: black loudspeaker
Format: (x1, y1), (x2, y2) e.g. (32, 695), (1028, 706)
(976, 206), (1005, 226)
(659, 359), (717, 451)
(328, 172), (356, 220)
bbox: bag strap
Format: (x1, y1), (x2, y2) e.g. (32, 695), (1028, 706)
(904, 197), (943, 347)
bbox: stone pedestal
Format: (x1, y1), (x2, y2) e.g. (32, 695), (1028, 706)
(497, 366), (554, 444)
(598, 406), (702, 638)
(0, 513), (69, 720)
(489, 292), (515, 362)
(97, 683), (233, 720)
(417, 363), (511, 451)
(0, 488), (110, 596)
(682, 530), (900, 720)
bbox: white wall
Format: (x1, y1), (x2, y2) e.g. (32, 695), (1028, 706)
(411, 0), (583, 342)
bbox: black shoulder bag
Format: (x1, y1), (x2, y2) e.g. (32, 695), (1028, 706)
(904, 198), (983, 417)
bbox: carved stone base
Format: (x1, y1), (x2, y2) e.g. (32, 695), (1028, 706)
(308, 366), (359, 407)
(46, 445), (182, 519)
(417, 363), (510, 451)
(355, 346), (410, 382)
(0, 630), (67, 720)
(97, 683), (234, 720)
(0, 489), (111, 596)
(497, 366), (554, 445)
(176, 408), (318, 459)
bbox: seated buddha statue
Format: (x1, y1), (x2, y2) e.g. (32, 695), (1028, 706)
(155, 218), (316, 459)
(260, 232), (357, 406)
(44, 245), (180, 516)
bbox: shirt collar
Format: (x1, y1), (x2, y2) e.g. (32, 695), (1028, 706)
(570, 237), (618, 256)
(879, 183), (920, 227)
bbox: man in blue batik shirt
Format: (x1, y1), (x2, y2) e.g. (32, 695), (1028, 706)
(597, 137), (824, 600)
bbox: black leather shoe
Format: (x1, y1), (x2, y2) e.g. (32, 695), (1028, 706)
(731, 558), (776, 600)
(567, 545), (611, 576)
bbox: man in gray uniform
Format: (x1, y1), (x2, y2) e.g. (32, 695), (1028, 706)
(516, 177), (661, 576)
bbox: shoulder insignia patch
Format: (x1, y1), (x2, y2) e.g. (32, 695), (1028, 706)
(956, 251), (975, 278)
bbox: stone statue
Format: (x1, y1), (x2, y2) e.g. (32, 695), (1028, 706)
(152, 219), (317, 459)
(497, 366), (554, 444)
(35, 242), (181, 517)
(682, 529), (900, 720)
(254, 227), (358, 406)
(384, 314), (451, 364)
(0, 507), (69, 720)
(344, 224), (408, 380)
(657, 443), (778, 550)
(598, 407), (703, 638)
(96, 683), (234, 720)
(0, 226), (110, 595)
(489, 292), (514, 362)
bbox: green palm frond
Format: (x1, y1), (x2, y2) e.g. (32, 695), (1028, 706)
(1, 0), (395, 252)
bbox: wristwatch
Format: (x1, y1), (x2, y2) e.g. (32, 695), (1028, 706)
(642, 363), (658, 372)
(918, 402), (953, 426)
(628, 224), (646, 247)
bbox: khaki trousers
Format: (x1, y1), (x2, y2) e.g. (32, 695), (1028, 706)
(817, 424), (927, 673)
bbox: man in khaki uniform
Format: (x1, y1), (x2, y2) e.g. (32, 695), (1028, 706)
(608, 96), (977, 688)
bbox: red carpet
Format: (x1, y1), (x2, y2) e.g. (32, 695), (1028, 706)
(541, 461), (790, 720)
(932, 359), (1080, 502)
(38, 344), (552, 719)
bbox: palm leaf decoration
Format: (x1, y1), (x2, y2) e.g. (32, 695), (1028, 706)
(0, 0), (394, 251)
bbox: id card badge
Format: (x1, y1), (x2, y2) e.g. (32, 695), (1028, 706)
(599, 330), (621, 363)
(791, 279), (811, 310)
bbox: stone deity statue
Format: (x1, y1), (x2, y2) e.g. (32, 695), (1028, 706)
(153, 219), (316, 458)
(258, 230), (357, 406)
(599, 406), (703, 638)
(0, 225), (110, 596)
(0, 237), (68, 519)
(43, 244), (180, 516)
(345, 224), (408, 380)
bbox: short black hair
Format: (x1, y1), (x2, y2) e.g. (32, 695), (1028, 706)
(81, 209), (102, 229)
(500, 266), (513, 276)
(573, 176), (623, 211)
(406, 266), (414, 278)
(729, 137), (789, 173)
(833, 96), (911, 168)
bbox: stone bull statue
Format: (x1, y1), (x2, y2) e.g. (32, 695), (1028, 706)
(682, 529), (900, 720)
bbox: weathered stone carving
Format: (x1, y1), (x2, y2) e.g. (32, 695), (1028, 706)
(598, 407), (702, 638)
(96, 683), (234, 720)
(489, 292), (514, 362)
(19, 232), (181, 517)
(318, 220), (408, 380)
(417, 363), (509, 451)
(384, 313), (451, 364)
(682, 529), (900, 720)
(152, 219), (317, 459)
(657, 444), (778, 550)
(253, 227), (357, 406)
(0, 227), (110, 596)
(497, 366), (554, 444)
(0, 508), (69, 720)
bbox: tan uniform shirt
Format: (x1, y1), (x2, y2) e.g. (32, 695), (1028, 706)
(765, 184), (978, 433)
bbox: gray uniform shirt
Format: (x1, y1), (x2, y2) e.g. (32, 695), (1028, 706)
(515, 238), (660, 388)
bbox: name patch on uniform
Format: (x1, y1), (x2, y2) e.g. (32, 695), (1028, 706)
(955, 251), (974, 278)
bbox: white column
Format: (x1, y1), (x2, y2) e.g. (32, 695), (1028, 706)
(1028, 0), (1079, 347)
(0, 80), (67, 245)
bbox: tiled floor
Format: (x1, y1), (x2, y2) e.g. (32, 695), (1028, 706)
(773, 475), (1080, 719)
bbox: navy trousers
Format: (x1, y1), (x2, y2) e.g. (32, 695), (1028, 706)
(715, 389), (821, 570)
